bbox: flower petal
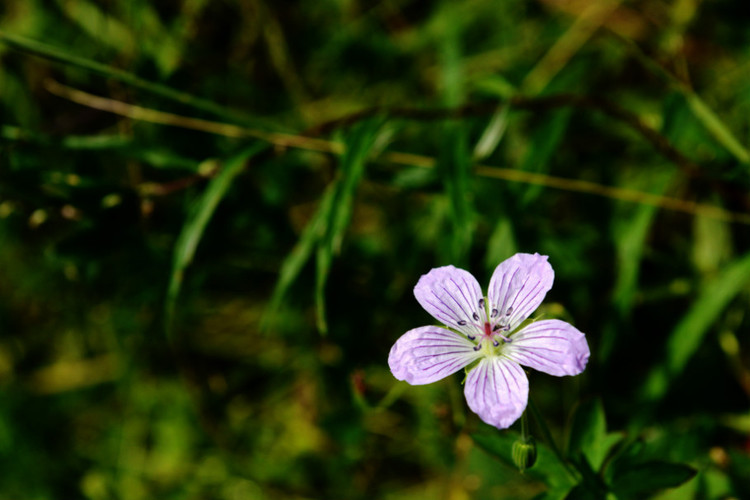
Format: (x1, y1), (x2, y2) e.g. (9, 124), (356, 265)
(488, 253), (554, 331)
(413, 265), (487, 337)
(464, 357), (528, 429)
(388, 326), (481, 385)
(504, 319), (590, 376)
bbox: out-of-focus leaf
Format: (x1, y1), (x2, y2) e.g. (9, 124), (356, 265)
(0, 30), (267, 127)
(484, 217), (517, 274)
(165, 142), (266, 334)
(641, 251), (750, 402)
(692, 212), (732, 275)
(609, 461), (696, 498)
(567, 398), (620, 471)
(315, 120), (382, 333)
(518, 108), (572, 205)
(473, 105), (510, 161)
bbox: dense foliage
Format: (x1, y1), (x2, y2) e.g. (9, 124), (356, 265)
(1, 0), (749, 498)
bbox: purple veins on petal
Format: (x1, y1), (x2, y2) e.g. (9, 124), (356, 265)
(414, 265), (486, 337)
(388, 325), (481, 385)
(488, 253), (554, 331)
(464, 357), (529, 429)
(504, 319), (590, 377)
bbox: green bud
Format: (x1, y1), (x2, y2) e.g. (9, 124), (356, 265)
(512, 436), (537, 473)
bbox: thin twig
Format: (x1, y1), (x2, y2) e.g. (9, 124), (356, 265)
(45, 80), (750, 225)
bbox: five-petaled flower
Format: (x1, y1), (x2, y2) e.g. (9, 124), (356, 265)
(388, 253), (590, 429)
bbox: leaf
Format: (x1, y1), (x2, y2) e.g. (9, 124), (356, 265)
(567, 398), (618, 471)
(473, 105), (510, 161)
(484, 217), (517, 274)
(641, 251), (750, 402)
(266, 120), (383, 334)
(314, 121), (382, 334)
(518, 108), (572, 206)
(609, 461), (696, 498)
(165, 142), (267, 336)
(0, 30), (266, 128)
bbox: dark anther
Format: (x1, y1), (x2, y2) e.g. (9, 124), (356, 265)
(506, 307), (513, 316)
(467, 334), (475, 341)
(492, 339), (500, 347)
(473, 344), (482, 351)
(472, 312), (480, 321)
(478, 298), (485, 308)
(458, 320), (467, 326)
(491, 308), (498, 318)
(493, 324), (502, 332)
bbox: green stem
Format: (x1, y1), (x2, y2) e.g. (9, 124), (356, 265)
(528, 398), (579, 481)
(520, 409), (529, 441)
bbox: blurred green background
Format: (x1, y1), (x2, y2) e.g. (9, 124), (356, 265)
(1, 0), (749, 498)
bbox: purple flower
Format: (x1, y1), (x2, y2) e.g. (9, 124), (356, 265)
(388, 253), (590, 429)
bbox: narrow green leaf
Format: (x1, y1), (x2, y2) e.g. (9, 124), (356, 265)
(0, 30), (268, 128)
(518, 108), (572, 206)
(264, 181), (338, 331)
(314, 121), (382, 334)
(602, 168), (672, 361)
(683, 91), (750, 164)
(641, 251), (750, 402)
(165, 142), (266, 336)
(610, 461), (696, 497)
(484, 217), (517, 274)
(473, 105), (510, 161)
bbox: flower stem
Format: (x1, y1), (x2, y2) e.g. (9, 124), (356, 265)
(520, 409), (529, 441)
(527, 397), (579, 482)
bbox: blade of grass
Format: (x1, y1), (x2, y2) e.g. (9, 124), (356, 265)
(522, 0), (623, 95)
(165, 142), (267, 338)
(263, 182), (338, 332)
(473, 104), (510, 162)
(602, 168), (673, 361)
(618, 35), (750, 164)
(315, 121), (382, 334)
(0, 30), (269, 128)
(439, 24), (474, 265)
(640, 251), (750, 403)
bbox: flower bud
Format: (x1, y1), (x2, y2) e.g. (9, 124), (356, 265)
(512, 436), (537, 472)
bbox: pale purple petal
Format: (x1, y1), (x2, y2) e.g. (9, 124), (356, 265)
(464, 357), (529, 429)
(413, 265), (487, 338)
(388, 326), (481, 385)
(487, 253), (554, 331)
(504, 319), (589, 376)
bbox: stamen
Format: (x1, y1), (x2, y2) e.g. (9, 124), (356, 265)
(467, 334), (475, 341)
(491, 308), (498, 318)
(472, 312), (480, 321)
(457, 320), (467, 326)
(506, 307), (513, 316)
(478, 298), (485, 308)
(492, 324), (502, 332)
(492, 339), (500, 347)
(473, 344), (482, 351)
